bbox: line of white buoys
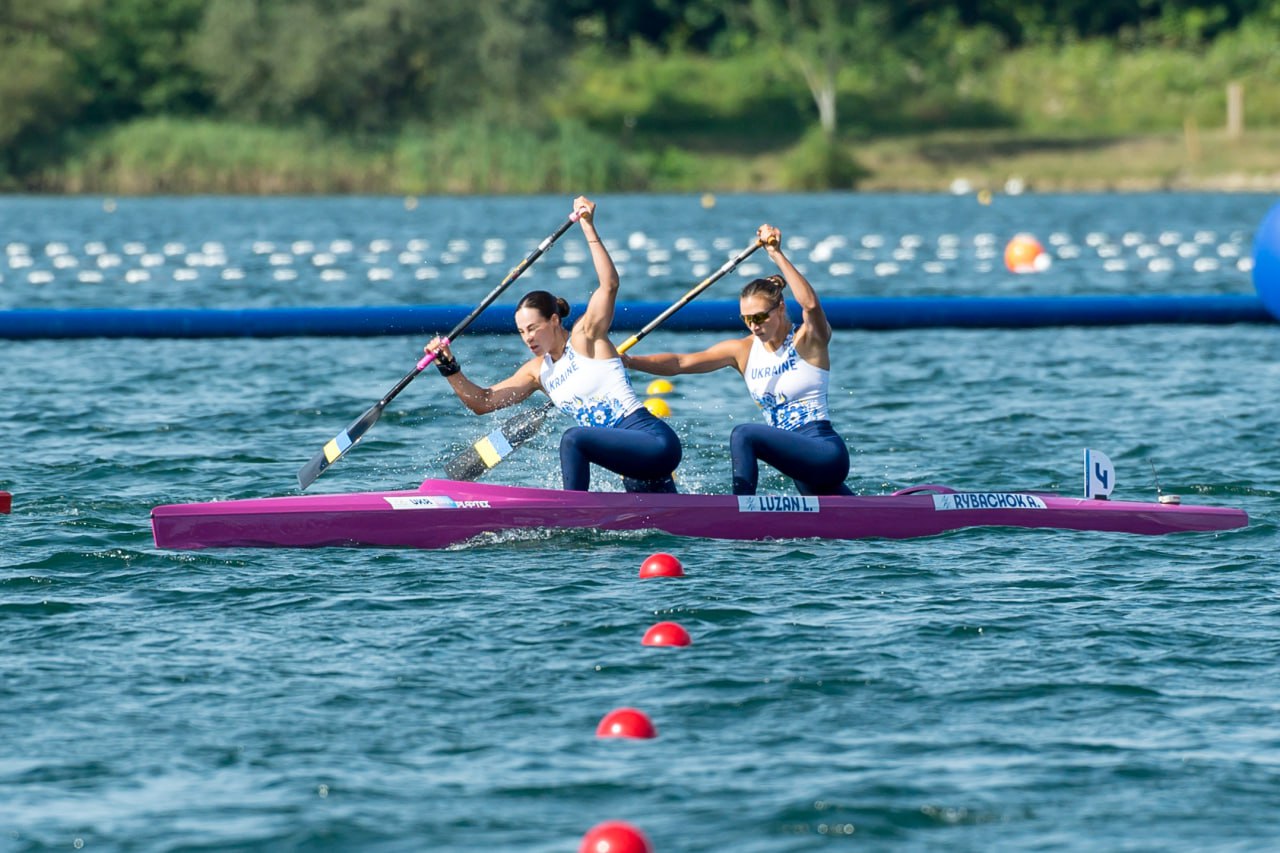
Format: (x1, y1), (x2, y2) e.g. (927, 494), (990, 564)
(2, 229), (1256, 291)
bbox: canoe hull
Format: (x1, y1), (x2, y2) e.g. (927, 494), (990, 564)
(151, 479), (1248, 550)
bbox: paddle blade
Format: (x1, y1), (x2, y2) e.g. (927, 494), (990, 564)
(297, 403), (385, 489)
(443, 406), (550, 481)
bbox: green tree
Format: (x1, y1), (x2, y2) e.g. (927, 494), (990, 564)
(190, 0), (565, 132)
(738, 0), (890, 137)
(0, 1), (94, 177)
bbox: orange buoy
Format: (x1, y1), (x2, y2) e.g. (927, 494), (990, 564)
(638, 552), (684, 578)
(580, 820), (654, 853)
(642, 621), (692, 647)
(596, 707), (657, 739)
(1004, 234), (1050, 273)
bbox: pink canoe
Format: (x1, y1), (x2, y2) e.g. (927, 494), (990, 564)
(151, 479), (1248, 550)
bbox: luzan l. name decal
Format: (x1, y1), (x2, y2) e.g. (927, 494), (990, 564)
(737, 495), (820, 513)
(933, 493), (1047, 511)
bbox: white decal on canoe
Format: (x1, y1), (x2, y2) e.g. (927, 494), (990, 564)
(381, 494), (491, 507)
(384, 496), (457, 509)
(933, 493), (1047, 511)
(737, 495), (820, 513)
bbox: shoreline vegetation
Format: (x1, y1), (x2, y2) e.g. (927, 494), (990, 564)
(42, 119), (1280, 196)
(6, 4), (1280, 195)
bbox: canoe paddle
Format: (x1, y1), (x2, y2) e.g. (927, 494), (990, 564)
(443, 236), (767, 481)
(297, 212), (580, 490)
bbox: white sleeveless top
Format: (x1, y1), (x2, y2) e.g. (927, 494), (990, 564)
(540, 342), (643, 428)
(743, 329), (831, 430)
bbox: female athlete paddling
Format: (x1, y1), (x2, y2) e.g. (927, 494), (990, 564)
(624, 223), (852, 496)
(425, 197), (682, 492)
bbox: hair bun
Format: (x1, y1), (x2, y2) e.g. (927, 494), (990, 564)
(556, 297), (570, 318)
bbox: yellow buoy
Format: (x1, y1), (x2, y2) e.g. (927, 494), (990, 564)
(645, 379), (675, 396)
(404, 196), (419, 211)
(700, 193), (716, 209)
(977, 189), (993, 206)
(643, 397), (672, 418)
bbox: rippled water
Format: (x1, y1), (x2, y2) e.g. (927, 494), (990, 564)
(2, 193), (1278, 851)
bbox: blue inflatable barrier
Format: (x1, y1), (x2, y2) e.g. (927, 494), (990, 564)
(1253, 200), (1280, 322)
(0, 296), (1270, 339)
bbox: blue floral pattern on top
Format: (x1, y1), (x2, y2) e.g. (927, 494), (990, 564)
(571, 397), (627, 428)
(756, 391), (825, 430)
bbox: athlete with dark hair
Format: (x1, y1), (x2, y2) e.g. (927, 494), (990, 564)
(425, 197), (681, 492)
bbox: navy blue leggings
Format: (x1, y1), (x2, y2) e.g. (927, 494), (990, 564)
(731, 420), (853, 496)
(560, 408), (683, 493)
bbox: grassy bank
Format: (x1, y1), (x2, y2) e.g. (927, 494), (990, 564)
(48, 118), (1280, 195)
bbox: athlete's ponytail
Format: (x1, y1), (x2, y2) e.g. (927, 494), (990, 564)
(517, 290), (571, 321)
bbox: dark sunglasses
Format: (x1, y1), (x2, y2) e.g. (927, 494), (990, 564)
(741, 302), (780, 326)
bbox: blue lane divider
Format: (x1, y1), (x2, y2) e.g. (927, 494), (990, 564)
(0, 295), (1270, 340)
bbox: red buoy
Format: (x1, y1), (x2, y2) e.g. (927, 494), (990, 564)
(0, 491), (11, 514)
(638, 552), (683, 578)
(579, 820), (654, 853)
(596, 707), (657, 739)
(641, 621), (691, 647)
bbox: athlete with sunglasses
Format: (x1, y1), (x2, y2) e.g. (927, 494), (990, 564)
(623, 223), (853, 496)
